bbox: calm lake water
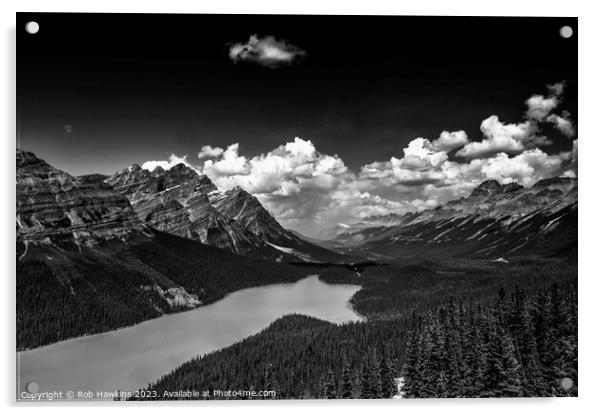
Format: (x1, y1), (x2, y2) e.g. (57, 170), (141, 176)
(17, 275), (362, 400)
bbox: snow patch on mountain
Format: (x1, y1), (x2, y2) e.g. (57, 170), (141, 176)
(266, 241), (314, 262)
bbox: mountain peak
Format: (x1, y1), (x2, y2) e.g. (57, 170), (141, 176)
(170, 163), (193, 172)
(230, 185), (247, 195)
(16, 148), (48, 170)
(469, 180), (503, 197)
(17, 150), (144, 246)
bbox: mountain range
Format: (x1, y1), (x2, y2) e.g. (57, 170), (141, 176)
(328, 177), (577, 260)
(16, 148), (578, 349)
(16, 149), (332, 349)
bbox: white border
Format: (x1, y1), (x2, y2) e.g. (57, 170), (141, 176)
(2, 1), (601, 414)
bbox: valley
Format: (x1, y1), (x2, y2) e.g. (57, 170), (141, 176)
(18, 275), (362, 399)
(16, 148), (578, 399)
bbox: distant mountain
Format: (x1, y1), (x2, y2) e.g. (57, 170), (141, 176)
(107, 163), (346, 263)
(331, 177), (577, 260)
(287, 229), (326, 244)
(16, 149), (309, 349)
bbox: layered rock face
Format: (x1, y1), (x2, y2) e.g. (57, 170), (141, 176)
(16, 149), (145, 248)
(107, 164), (344, 262)
(209, 186), (299, 244)
(106, 164), (275, 255)
(332, 177), (577, 259)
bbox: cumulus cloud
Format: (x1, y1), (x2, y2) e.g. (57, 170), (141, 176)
(456, 116), (540, 159)
(359, 138), (448, 186)
(525, 95), (559, 121)
(479, 149), (565, 187)
(203, 137), (347, 196)
(198, 145), (224, 159)
(228, 35), (306, 68)
(456, 81), (573, 159)
(431, 130), (469, 152)
(203, 143), (251, 176)
(141, 154), (199, 173)
(547, 112), (576, 137)
(358, 133), (572, 206)
(141, 83), (577, 238)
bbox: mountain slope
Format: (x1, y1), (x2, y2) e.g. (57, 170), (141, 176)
(17, 149), (145, 248)
(107, 164), (347, 263)
(331, 177), (577, 260)
(16, 150), (308, 349)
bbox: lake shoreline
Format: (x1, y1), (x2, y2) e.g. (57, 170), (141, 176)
(18, 269), (368, 354)
(17, 275), (362, 399)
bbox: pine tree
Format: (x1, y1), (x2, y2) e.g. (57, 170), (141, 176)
(498, 330), (523, 397)
(401, 330), (419, 398)
(325, 369), (337, 399)
(481, 324), (523, 397)
(359, 350), (382, 399)
(318, 373), (328, 399)
(379, 356), (396, 398)
(340, 361), (354, 399)
(464, 322), (485, 397)
(360, 354), (373, 399)
(263, 363), (281, 399)
(369, 349), (383, 398)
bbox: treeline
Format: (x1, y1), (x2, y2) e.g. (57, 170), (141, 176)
(401, 283), (577, 397)
(322, 258), (577, 320)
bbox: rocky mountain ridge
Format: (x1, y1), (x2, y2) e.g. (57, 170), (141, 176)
(107, 163), (346, 262)
(331, 177), (577, 259)
(16, 149), (146, 249)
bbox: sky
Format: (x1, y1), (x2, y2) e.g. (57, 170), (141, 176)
(17, 13), (577, 237)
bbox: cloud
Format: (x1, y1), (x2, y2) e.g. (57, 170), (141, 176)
(203, 143), (251, 176)
(547, 112), (576, 137)
(456, 116), (540, 159)
(141, 83), (577, 238)
(203, 137), (348, 195)
(431, 130), (469, 152)
(358, 134), (571, 203)
(479, 149), (566, 187)
(141, 154), (199, 173)
(456, 81), (573, 159)
(561, 139), (578, 178)
(198, 145), (224, 159)
(525, 94), (559, 121)
(359, 138), (448, 186)
(546, 81), (565, 96)
(524, 81), (566, 121)
(228, 35), (306, 68)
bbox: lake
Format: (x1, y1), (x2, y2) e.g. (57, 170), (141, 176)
(17, 275), (362, 400)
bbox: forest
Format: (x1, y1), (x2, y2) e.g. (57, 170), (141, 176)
(132, 255), (577, 399)
(16, 230), (307, 350)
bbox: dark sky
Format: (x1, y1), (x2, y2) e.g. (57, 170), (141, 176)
(17, 13), (577, 176)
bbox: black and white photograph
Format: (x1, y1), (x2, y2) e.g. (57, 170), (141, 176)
(15, 12), (578, 401)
